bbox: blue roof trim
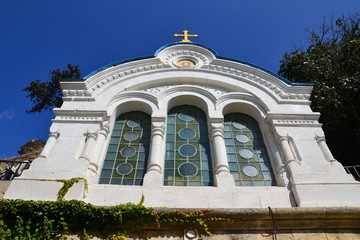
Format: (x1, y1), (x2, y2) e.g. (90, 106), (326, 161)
(81, 42), (313, 86)
(83, 56), (154, 80)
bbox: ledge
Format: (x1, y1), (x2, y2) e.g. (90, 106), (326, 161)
(153, 207), (360, 231)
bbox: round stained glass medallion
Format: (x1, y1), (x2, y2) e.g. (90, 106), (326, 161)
(127, 119), (141, 128)
(178, 162), (198, 177)
(120, 147), (136, 158)
(178, 144), (197, 157)
(117, 163), (133, 175)
(178, 111), (195, 122)
(242, 165), (259, 177)
(124, 132), (139, 142)
(236, 134), (250, 143)
(232, 120), (247, 129)
(239, 149), (254, 159)
(179, 128), (196, 140)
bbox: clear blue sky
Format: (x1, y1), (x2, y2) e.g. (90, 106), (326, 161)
(0, 0), (359, 158)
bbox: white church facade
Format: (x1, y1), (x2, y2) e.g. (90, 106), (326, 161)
(5, 40), (360, 209)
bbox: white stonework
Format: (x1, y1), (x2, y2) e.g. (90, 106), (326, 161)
(5, 43), (360, 207)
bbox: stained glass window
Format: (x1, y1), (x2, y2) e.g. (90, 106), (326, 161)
(224, 113), (276, 186)
(99, 111), (150, 185)
(164, 105), (213, 186)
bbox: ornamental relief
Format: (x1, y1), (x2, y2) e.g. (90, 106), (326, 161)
(202, 64), (311, 100)
(63, 60), (310, 102)
(142, 85), (229, 97)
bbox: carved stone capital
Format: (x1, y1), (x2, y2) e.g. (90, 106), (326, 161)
(209, 123), (224, 140)
(151, 121), (165, 137)
(85, 131), (98, 141)
(100, 121), (110, 137)
(314, 134), (326, 144)
(49, 130), (60, 139)
(277, 135), (289, 142)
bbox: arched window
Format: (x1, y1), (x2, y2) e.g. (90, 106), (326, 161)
(224, 113), (275, 186)
(99, 111), (151, 185)
(164, 105), (213, 186)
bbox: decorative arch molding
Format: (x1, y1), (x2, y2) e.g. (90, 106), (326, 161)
(107, 97), (158, 119)
(217, 92), (270, 112)
(108, 91), (158, 111)
(161, 91), (216, 118)
(220, 101), (268, 130)
(157, 85), (217, 108)
(61, 44), (313, 105)
(81, 69), (310, 105)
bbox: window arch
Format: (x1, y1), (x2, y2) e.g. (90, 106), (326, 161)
(99, 111), (151, 185)
(164, 105), (213, 186)
(224, 113), (275, 186)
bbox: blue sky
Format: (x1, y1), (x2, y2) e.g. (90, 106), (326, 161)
(0, 0), (359, 158)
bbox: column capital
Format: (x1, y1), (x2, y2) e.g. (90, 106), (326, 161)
(314, 133), (326, 144)
(100, 121), (110, 137)
(209, 123), (224, 140)
(85, 131), (98, 140)
(151, 122), (165, 137)
(277, 135), (289, 142)
(49, 130), (60, 139)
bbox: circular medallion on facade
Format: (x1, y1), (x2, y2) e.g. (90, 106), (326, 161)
(178, 162), (198, 177)
(178, 144), (197, 157)
(236, 134), (250, 143)
(120, 147), (136, 158)
(124, 132), (139, 142)
(127, 119), (141, 128)
(178, 111), (195, 122)
(179, 128), (196, 140)
(239, 149), (254, 159)
(242, 165), (259, 177)
(116, 163), (133, 175)
(176, 59), (195, 68)
(232, 120), (247, 130)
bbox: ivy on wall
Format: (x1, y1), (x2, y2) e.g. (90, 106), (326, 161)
(0, 196), (227, 239)
(56, 177), (88, 201)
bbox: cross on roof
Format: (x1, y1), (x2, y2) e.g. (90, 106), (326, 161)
(173, 30), (199, 43)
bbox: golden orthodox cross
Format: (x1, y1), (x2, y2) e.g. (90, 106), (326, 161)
(173, 30), (199, 43)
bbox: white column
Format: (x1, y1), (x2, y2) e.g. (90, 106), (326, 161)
(315, 135), (337, 162)
(210, 123), (235, 188)
(38, 130), (60, 158)
(278, 136), (297, 165)
(264, 130), (285, 173)
(210, 127), (230, 174)
(264, 129), (287, 186)
(87, 123), (110, 174)
(143, 121), (165, 187)
(147, 126), (164, 173)
(79, 131), (98, 162)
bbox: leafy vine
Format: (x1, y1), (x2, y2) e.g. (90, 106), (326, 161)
(57, 177), (88, 201)
(0, 197), (230, 239)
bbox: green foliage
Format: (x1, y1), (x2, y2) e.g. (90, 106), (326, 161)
(23, 64), (81, 113)
(278, 13), (360, 165)
(0, 199), (226, 239)
(57, 178), (88, 201)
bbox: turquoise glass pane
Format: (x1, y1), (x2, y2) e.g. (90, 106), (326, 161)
(224, 113), (276, 186)
(99, 111), (150, 185)
(164, 105), (213, 186)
